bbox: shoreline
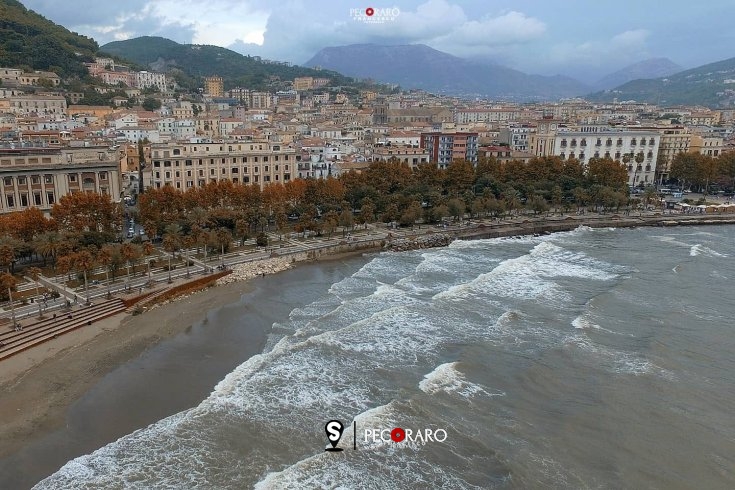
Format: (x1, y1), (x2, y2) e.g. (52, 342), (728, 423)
(0, 212), (732, 486)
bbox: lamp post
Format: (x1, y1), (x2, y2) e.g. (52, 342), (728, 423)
(167, 255), (172, 284)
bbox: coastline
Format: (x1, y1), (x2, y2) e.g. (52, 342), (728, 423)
(0, 212), (733, 488)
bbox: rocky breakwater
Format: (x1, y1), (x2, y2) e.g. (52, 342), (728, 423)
(217, 256), (294, 285)
(385, 233), (454, 252)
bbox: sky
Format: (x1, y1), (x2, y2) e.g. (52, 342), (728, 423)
(22, 0), (735, 83)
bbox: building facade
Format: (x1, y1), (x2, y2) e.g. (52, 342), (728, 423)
(0, 146), (122, 214)
(146, 141), (297, 190)
(420, 131), (479, 167)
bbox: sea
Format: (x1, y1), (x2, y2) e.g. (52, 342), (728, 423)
(34, 225), (735, 489)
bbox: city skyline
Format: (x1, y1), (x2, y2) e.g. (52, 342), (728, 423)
(21, 0), (735, 83)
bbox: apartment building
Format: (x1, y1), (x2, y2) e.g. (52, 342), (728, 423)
(420, 131), (479, 167)
(204, 76), (224, 97)
(553, 128), (661, 187)
(7, 95), (67, 116)
(147, 140), (297, 190)
(372, 145), (429, 168)
(454, 108), (520, 124)
(0, 146), (122, 214)
(135, 71), (168, 91)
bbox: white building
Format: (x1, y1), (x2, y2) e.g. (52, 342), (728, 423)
(552, 127), (661, 187)
(135, 71), (168, 92)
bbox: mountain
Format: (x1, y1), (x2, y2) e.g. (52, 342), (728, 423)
(0, 0), (98, 77)
(101, 37), (355, 91)
(304, 43), (591, 100)
(594, 58), (683, 90)
(588, 56), (735, 107)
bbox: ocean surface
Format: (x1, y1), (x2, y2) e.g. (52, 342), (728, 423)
(35, 226), (735, 489)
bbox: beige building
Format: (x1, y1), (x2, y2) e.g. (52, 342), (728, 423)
(689, 133), (724, 157)
(146, 140), (297, 190)
(204, 76), (224, 97)
(7, 95), (67, 116)
(372, 145), (430, 168)
(293, 77), (314, 91)
(0, 146), (122, 214)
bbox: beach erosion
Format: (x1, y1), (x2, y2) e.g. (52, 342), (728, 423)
(0, 250), (373, 489)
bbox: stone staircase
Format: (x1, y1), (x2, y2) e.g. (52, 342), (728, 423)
(0, 298), (126, 362)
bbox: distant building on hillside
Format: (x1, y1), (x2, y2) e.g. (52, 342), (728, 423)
(204, 76), (224, 97)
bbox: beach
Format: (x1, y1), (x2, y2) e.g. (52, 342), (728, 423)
(1, 213), (735, 488)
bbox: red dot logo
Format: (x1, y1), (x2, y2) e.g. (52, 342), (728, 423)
(390, 427), (405, 442)
(365, 7), (374, 16)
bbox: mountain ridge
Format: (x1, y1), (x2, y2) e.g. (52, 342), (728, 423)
(588, 56), (735, 107)
(594, 58), (683, 90)
(304, 43), (591, 100)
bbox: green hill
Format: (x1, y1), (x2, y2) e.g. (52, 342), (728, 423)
(0, 0), (98, 77)
(588, 56), (735, 108)
(100, 36), (356, 91)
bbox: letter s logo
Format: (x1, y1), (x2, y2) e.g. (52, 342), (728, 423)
(325, 420), (344, 452)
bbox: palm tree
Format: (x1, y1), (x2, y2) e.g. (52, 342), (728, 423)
(182, 235), (194, 278)
(98, 245), (113, 298)
(1, 272), (18, 327)
(120, 243), (138, 290)
(74, 250), (95, 305)
(215, 228), (232, 268)
(33, 231), (61, 268)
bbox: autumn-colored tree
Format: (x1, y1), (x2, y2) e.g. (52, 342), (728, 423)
(323, 210), (339, 237)
(0, 272), (18, 310)
(358, 198), (376, 228)
(587, 157), (629, 191)
(51, 192), (120, 235)
(445, 160), (474, 196)
(120, 243), (141, 286)
(73, 250), (95, 304)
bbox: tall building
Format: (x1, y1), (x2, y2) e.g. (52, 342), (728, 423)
(0, 146), (122, 214)
(146, 140), (296, 190)
(420, 131), (479, 168)
(204, 76), (224, 97)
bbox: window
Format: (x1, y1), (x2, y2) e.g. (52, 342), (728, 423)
(44, 175), (52, 184)
(68, 174), (77, 183)
(31, 175), (40, 184)
(570, 139), (577, 147)
(615, 152), (621, 159)
(596, 138), (602, 146)
(99, 172), (107, 180)
(560, 139), (567, 147)
(34, 193), (41, 206)
(244, 176), (250, 183)
(631, 138), (637, 146)
(606, 139), (612, 146)
(154, 161), (161, 168)
(18, 177), (26, 185)
(649, 138), (655, 146)
(3, 177), (12, 185)
(232, 167), (239, 174)
(265, 166), (269, 172)
(254, 167), (259, 173)
(210, 169), (216, 176)
(6, 195), (14, 207)
(20, 194), (28, 207)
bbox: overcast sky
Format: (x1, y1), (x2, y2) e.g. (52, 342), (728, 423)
(22, 0), (735, 83)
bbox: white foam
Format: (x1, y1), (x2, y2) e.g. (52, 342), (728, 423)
(690, 243), (727, 257)
(419, 362), (504, 399)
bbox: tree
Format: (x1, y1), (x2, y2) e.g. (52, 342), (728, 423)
(587, 157), (628, 191)
(529, 195), (549, 215)
(74, 250), (95, 305)
(142, 242), (156, 283)
(120, 243), (141, 288)
(27, 266), (43, 317)
(447, 198), (465, 222)
(323, 210), (339, 237)
(0, 272), (18, 325)
(142, 97), (161, 111)
(359, 199), (376, 228)
(215, 228), (232, 266)
(51, 192), (120, 235)
(338, 209), (354, 236)
(0, 244), (14, 273)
